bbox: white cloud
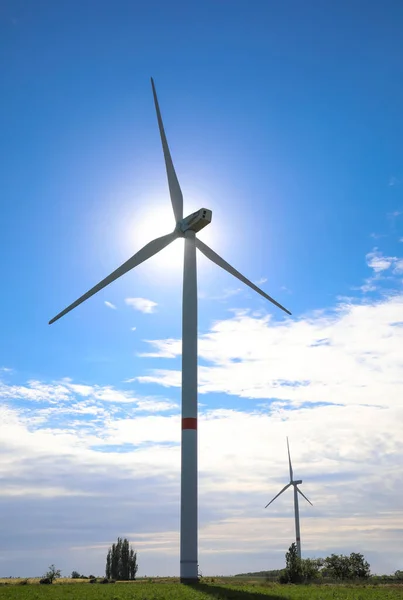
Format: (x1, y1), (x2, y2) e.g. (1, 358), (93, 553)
(364, 248), (403, 284)
(137, 294), (403, 409)
(0, 380), (71, 403)
(356, 278), (377, 293)
(138, 339), (181, 359)
(0, 392), (402, 575)
(0, 366), (13, 373)
(125, 297), (158, 313)
(131, 326), (137, 331)
(104, 301), (117, 310)
(366, 248), (395, 272)
(394, 259), (403, 273)
(2, 285), (403, 575)
(389, 176), (399, 186)
(135, 399), (178, 412)
(0, 378), (171, 408)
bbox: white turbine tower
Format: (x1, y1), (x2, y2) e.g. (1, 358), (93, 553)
(49, 78), (292, 582)
(265, 437), (312, 559)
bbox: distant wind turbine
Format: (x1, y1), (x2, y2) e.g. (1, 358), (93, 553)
(265, 437), (312, 559)
(49, 78), (292, 582)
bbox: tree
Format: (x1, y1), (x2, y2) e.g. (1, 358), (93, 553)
(284, 543), (302, 583)
(71, 571), (81, 579)
(106, 550), (111, 580)
(300, 558), (324, 581)
(323, 553), (370, 580)
(348, 553), (370, 579)
(43, 565), (61, 583)
(121, 538), (130, 580)
(105, 537), (138, 580)
(129, 547), (138, 580)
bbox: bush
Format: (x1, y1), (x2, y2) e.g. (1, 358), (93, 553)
(278, 571), (289, 584)
(100, 578), (109, 584)
(39, 578), (51, 585)
(89, 578), (97, 584)
(18, 580), (28, 586)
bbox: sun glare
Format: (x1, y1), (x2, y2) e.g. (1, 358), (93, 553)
(118, 190), (217, 282)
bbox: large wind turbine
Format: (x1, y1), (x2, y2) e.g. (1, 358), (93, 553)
(49, 78), (291, 582)
(265, 437), (312, 559)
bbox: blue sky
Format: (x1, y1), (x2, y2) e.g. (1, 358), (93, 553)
(1, 0), (403, 578)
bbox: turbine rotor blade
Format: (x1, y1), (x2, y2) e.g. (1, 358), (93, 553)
(264, 483), (291, 508)
(287, 437), (293, 481)
(195, 238), (291, 316)
(49, 231), (178, 324)
(297, 486), (313, 506)
(151, 78), (183, 224)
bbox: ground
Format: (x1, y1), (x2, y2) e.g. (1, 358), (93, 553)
(0, 578), (402, 599)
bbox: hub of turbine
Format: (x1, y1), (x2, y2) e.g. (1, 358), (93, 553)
(293, 480), (303, 485)
(179, 208), (212, 234)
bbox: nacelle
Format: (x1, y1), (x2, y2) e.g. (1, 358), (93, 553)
(180, 208), (212, 233)
(293, 480), (302, 485)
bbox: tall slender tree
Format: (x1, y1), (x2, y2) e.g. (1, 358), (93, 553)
(105, 550), (111, 579)
(105, 538), (138, 580)
(129, 547), (138, 580)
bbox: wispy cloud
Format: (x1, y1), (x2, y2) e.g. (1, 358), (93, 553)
(387, 209), (402, 219)
(366, 248), (396, 272)
(0, 378), (169, 407)
(254, 277), (268, 285)
(0, 367), (13, 373)
(200, 288), (242, 302)
(135, 399), (178, 412)
(356, 278), (377, 293)
(138, 339), (181, 359)
(395, 259), (403, 273)
(354, 247), (403, 294)
(125, 297), (158, 313)
(137, 293), (403, 408)
(104, 301), (117, 310)
(131, 326), (137, 331)
(389, 176), (399, 187)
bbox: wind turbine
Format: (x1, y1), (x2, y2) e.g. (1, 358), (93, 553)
(265, 437), (312, 559)
(49, 78), (292, 582)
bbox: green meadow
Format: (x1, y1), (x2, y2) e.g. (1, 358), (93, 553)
(0, 579), (402, 600)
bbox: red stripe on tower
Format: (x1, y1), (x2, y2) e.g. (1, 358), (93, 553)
(296, 537), (300, 541)
(182, 417), (197, 430)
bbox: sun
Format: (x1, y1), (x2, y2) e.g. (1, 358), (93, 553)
(117, 191), (217, 282)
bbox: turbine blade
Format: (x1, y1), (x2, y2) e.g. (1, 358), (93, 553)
(297, 486), (313, 506)
(195, 238), (291, 316)
(287, 437), (293, 481)
(264, 483), (291, 508)
(49, 231), (178, 324)
(151, 78), (183, 224)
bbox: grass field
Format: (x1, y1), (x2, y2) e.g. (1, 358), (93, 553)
(0, 579), (402, 600)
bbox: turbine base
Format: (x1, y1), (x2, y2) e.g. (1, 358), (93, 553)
(180, 577), (200, 584)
